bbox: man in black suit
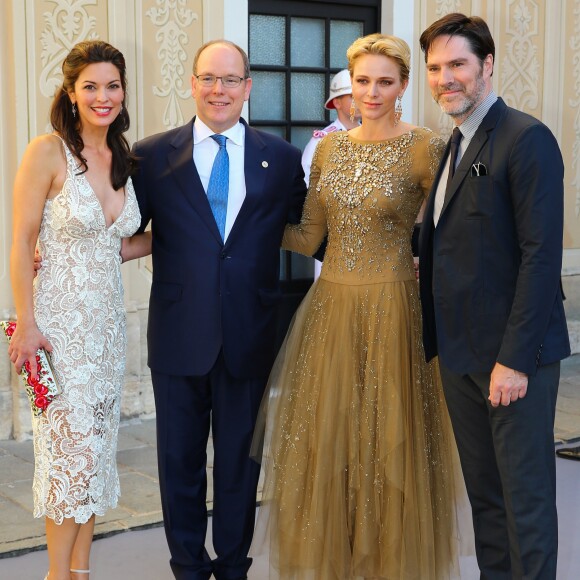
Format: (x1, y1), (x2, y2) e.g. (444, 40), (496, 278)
(418, 13), (570, 580)
(131, 40), (307, 579)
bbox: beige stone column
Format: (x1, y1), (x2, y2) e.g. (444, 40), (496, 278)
(0, 1), (19, 439)
(1, 1), (18, 317)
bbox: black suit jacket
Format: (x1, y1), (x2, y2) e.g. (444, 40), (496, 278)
(132, 118), (307, 379)
(419, 98), (570, 375)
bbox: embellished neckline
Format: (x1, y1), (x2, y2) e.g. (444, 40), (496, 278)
(345, 128), (421, 146)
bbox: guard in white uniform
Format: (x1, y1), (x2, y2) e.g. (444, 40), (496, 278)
(301, 69), (361, 184)
(301, 69), (361, 277)
(302, 118), (348, 185)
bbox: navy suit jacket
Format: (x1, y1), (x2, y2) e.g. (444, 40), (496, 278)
(132, 118), (307, 379)
(419, 98), (570, 376)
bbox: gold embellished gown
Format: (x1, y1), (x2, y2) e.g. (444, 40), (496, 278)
(253, 129), (466, 579)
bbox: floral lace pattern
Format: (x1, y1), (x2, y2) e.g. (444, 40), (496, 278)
(31, 137), (140, 523)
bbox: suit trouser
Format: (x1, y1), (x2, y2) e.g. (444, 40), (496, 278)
(439, 361), (559, 580)
(151, 352), (266, 580)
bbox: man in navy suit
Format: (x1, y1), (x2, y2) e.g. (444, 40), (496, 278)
(418, 14), (570, 580)
(131, 40), (307, 580)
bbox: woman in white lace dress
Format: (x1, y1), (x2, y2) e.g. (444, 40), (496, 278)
(8, 41), (141, 580)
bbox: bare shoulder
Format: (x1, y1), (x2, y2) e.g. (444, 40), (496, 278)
(23, 134), (65, 168)
(16, 134), (67, 198)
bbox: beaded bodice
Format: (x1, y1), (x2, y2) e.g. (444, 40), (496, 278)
(283, 129), (444, 284)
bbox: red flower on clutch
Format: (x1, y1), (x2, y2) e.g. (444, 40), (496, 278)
(34, 395), (48, 410)
(1, 321), (60, 416)
(33, 383), (49, 396)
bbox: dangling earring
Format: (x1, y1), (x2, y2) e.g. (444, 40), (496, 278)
(349, 99), (358, 123)
(72, 102), (77, 118)
(394, 95), (403, 126)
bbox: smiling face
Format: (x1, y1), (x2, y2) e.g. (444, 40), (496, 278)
(350, 53), (407, 124)
(70, 62), (124, 129)
(191, 43), (252, 133)
(426, 34), (493, 125)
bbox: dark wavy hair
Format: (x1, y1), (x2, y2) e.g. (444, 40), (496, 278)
(419, 13), (495, 73)
(50, 40), (137, 189)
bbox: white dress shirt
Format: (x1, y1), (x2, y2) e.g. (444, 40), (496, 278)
(193, 118), (246, 241)
(433, 91), (498, 226)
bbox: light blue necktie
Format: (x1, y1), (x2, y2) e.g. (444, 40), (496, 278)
(207, 134), (229, 239)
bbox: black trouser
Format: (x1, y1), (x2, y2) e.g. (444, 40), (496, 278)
(152, 353), (265, 580)
(439, 361), (559, 580)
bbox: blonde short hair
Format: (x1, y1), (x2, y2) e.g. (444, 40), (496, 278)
(347, 34), (411, 84)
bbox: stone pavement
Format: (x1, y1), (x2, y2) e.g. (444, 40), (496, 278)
(554, 353), (580, 443)
(0, 418), (164, 557)
(0, 354), (579, 559)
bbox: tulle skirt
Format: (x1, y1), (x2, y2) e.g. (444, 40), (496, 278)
(252, 278), (470, 579)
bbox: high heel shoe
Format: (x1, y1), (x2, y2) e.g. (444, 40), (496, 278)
(44, 570), (90, 579)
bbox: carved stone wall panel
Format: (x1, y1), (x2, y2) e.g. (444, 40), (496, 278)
(137, 0), (201, 139)
(562, 0), (580, 247)
(497, 0), (544, 119)
(421, 0), (469, 140)
(4, 0), (580, 439)
(29, 0), (108, 136)
(0, 2), (19, 314)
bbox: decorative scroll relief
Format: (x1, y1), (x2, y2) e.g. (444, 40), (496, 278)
(570, 0), (580, 217)
(500, 0), (540, 112)
(435, 0), (462, 17)
(39, 0), (99, 98)
(146, 0), (198, 129)
(432, 1), (461, 137)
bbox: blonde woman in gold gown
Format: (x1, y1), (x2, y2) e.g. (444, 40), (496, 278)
(253, 34), (468, 579)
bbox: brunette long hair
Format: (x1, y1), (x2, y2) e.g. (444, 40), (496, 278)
(50, 40), (137, 189)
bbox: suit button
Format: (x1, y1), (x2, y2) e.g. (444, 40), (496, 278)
(220, 253), (227, 259)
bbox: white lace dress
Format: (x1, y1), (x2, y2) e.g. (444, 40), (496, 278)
(31, 137), (141, 524)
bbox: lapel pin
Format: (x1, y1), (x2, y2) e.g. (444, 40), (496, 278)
(262, 161), (268, 168)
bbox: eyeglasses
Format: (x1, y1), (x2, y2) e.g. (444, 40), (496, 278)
(194, 74), (246, 88)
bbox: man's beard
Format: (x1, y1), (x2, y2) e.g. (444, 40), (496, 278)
(436, 71), (487, 119)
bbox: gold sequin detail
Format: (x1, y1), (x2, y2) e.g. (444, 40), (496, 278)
(283, 129), (445, 283)
(257, 128), (466, 579)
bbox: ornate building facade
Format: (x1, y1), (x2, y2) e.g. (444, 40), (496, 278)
(1, 0), (578, 439)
